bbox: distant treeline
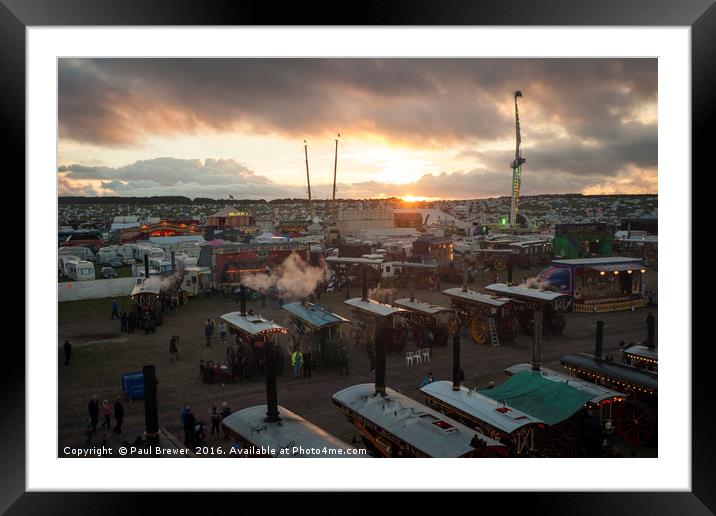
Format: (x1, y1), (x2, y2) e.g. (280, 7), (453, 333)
(58, 193), (655, 205)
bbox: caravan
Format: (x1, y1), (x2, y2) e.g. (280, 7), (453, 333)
(64, 257), (96, 281)
(59, 246), (94, 261)
(182, 266), (212, 297)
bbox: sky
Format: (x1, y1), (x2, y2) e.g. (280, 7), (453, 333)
(57, 58), (657, 200)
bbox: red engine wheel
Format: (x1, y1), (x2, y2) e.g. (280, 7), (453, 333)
(615, 400), (656, 446)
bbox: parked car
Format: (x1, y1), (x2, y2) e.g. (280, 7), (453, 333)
(107, 257), (124, 268)
(101, 266), (118, 279)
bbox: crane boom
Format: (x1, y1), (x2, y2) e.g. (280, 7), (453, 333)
(509, 90), (526, 228)
(332, 133), (340, 221)
(304, 140), (314, 221)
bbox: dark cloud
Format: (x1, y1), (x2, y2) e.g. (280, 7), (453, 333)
(58, 58), (657, 198)
(58, 58), (657, 148)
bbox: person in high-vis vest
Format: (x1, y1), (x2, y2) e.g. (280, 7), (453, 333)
(291, 349), (303, 379)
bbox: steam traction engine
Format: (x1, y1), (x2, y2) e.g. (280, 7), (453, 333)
(442, 287), (519, 346)
(484, 283), (573, 336)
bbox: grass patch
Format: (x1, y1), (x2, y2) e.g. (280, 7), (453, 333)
(58, 296), (133, 324)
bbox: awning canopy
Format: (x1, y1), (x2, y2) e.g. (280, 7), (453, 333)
(480, 370), (594, 426)
(588, 262), (643, 272)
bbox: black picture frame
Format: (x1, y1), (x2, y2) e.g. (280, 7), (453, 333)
(5, 0), (710, 513)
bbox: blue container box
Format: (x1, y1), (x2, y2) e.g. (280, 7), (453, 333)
(122, 371), (144, 400)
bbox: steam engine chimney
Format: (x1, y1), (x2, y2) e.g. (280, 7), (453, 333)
(452, 334), (461, 391)
(595, 319), (604, 360)
(239, 285), (247, 316)
(142, 365), (160, 447)
(646, 313), (655, 350)
(144, 253), (150, 278)
(170, 251), (176, 271)
(264, 340), (280, 423)
(531, 308), (543, 371)
(361, 267), (369, 302)
(507, 255), (513, 285)
(374, 319), (386, 397)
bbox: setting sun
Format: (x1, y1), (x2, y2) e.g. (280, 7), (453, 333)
(400, 195), (439, 203)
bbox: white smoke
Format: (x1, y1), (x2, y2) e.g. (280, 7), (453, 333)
(518, 276), (552, 291)
(369, 287), (396, 304)
(240, 253), (327, 299)
(144, 270), (182, 291)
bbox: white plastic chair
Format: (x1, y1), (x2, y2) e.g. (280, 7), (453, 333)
(405, 352), (415, 366)
(421, 348), (431, 363)
(413, 350), (423, 365)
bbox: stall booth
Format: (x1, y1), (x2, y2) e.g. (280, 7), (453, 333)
(282, 301), (352, 369)
(442, 287), (520, 346)
(392, 298), (456, 348)
(333, 384), (507, 458)
(484, 283), (574, 336)
(344, 297), (409, 353)
(538, 257), (647, 312)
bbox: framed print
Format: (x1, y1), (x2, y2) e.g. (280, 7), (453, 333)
(4, 0), (712, 513)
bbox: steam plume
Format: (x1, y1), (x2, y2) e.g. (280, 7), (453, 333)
(240, 253), (326, 299)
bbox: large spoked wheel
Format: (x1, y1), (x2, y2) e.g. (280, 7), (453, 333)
(546, 420), (582, 457)
(493, 257), (507, 272)
(547, 311), (567, 335)
(615, 400), (656, 446)
(470, 316), (489, 344)
(643, 244), (657, 267)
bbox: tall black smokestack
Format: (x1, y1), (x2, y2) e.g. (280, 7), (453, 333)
(144, 253), (150, 278)
(264, 340), (280, 422)
(142, 365), (159, 447)
(462, 261), (469, 292)
(647, 313), (655, 350)
(531, 308), (543, 371)
(170, 251), (176, 271)
(452, 334), (461, 391)
(374, 320), (386, 397)
(507, 255), (513, 285)
(361, 267), (368, 301)
(595, 319), (604, 359)
(239, 285), (247, 316)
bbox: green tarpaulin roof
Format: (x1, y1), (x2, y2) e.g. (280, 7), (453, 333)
(480, 370), (594, 426)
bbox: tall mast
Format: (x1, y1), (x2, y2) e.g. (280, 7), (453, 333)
(304, 140), (314, 221)
(509, 90), (526, 228)
(332, 133), (340, 222)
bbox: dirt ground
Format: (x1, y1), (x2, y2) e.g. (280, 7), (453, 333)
(57, 266), (658, 458)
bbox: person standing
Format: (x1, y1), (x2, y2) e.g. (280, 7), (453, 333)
(420, 372), (435, 387)
(88, 395), (99, 433)
(63, 340), (72, 366)
(209, 403), (221, 439)
(205, 318), (214, 347)
(169, 335), (179, 361)
(183, 406), (196, 446)
(101, 399), (112, 430)
(218, 321), (227, 345)
(339, 346), (350, 375)
(120, 311), (128, 332)
(291, 348), (303, 379)
(113, 397), (124, 434)
(111, 299), (120, 320)
(127, 310), (136, 334)
(220, 402), (231, 440)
